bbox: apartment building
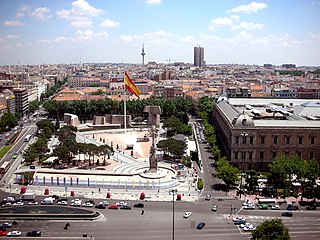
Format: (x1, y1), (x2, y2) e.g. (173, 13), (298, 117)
(13, 88), (29, 116)
(213, 97), (320, 171)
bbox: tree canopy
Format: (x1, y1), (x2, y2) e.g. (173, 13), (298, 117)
(215, 157), (240, 188)
(251, 219), (290, 240)
(157, 138), (187, 159)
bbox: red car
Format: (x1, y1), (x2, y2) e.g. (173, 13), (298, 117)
(0, 231), (7, 236)
(108, 205), (119, 210)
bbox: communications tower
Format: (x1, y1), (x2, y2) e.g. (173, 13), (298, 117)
(141, 44), (146, 65)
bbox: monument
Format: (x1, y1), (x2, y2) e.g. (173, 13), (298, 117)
(149, 126), (157, 173)
(144, 106), (161, 126)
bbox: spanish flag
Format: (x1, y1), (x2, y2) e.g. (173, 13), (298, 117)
(124, 71), (141, 97)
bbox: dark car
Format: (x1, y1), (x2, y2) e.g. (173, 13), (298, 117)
(134, 203), (144, 208)
(281, 211), (293, 217)
(196, 222), (205, 230)
(50, 195), (60, 200)
(26, 231), (41, 237)
(287, 204), (299, 211)
(95, 204), (106, 209)
(120, 204), (131, 210)
(306, 205), (317, 210)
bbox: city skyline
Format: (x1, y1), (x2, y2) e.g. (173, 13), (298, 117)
(0, 0), (320, 66)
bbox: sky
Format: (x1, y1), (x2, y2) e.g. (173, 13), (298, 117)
(0, 0), (320, 66)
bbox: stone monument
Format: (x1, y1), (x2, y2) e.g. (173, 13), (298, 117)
(149, 125), (158, 173)
(144, 106), (161, 126)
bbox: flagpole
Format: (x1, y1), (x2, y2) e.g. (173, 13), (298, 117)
(124, 71), (127, 133)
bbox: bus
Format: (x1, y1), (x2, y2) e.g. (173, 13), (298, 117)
(24, 134), (32, 142)
(0, 161), (10, 174)
(258, 198), (276, 206)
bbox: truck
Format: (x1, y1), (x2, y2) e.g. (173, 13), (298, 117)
(41, 197), (54, 205)
(20, 192), (36, 201)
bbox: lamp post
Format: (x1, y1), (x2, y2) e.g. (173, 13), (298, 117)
(240, 132), (248, 200)
(170, 189), (178, 240)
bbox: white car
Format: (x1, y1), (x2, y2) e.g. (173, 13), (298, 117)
(28, 201), (39, 205)
(243, 225), (256, 231)
(243, 204), (255, 210)
(183, 212), (192, 218)
(7, 231), (22, 236)
(240, 222), (253, 228)
(99, 201), (109, 207)
(212, 205), (218, 212)
(232, 216), (246, 222)
(57, 200), (68, 205)
(82, 202), (94, 207)
(13, 201), (24, 206)
(71, 199), (82, 206)
(271, 205), (280, 210)
(116, 202), (128, 206)
(242, 201), (254, 206)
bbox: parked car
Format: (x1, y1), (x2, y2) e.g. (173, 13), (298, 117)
(95, 204), (106, 209)
(196, 222), (205, 230)
(0, 231), (7, 236)
(133, 203), (144, 208)
(13, 200), (24, 206)
(116, 201), (128, 206)
(70, 199), (82, 207)
(26, 231), (41, 237)
(82, 201), (95, 207)
(271, 205), (280, 210)
(183, 212), (192, 218)
(7, 231), (22, 236)
(0, 223), (12, 228)
(99, 201), (109, 207)
(281, 211), (293, 217)
(287, 204), (299, 210)
(258, 204), (268, 210)
(57, 200), (68, 205)
(120, 204), (131, 210)
(108, 205), (119, 210)
(28, 201), (39, 205)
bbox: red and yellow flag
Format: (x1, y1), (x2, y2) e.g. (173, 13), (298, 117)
(124, 71), (141, 98)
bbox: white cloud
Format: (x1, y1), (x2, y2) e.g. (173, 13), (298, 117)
(5, 34), (19, 40)
(145, 0), (162, 4)
(41, 30), (108, 44)
(119, 35), (134, 42)
(2, 20), (26, 26)
(100, 19), (119, 28)
(31, 7), (51, 20)
(227, 2), (268, 14)
(56, 0), (103, 29)
(237, 22), (265, 30)
(209, 16), (264, 31)
(16, 5), (31, 18)
(209, 17), (235, 30)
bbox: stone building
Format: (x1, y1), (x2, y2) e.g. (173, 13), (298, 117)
(213, 96), (320, 171)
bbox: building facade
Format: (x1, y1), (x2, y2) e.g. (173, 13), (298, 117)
(213, 97), (320, 171)
(13, 88), (29, 116)
(194, 46), (205, 67)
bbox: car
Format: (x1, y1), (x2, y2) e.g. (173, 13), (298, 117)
(242, 201), (254, 206)
(205, 195), (211, 201)
(3, 196), (15, 203)
(28, 201), (39, 205)
(12, 153), (18, 159)
(287, 204), (299, 211)
(233, 217), (246, 225)
(0, 231), (7, 236)
(0, 223), (12, 228)
(243, 204), (255, 210)
(99, 201), (109, 207)
(271, 205), (280, 210)
(281, 211), (293, 217)
(240, 222), (252, 228)
(133, 203), (144, 208)
(306, 205), (317, 210)
(26, 231), (41, 237)
(71, 199), (82, 206)
(7, 231), (22, 236)
(183, 212), (192, 218)
(108, 205), (119, 210)
(243, 225), (256, 231)
(50, 195), (60, 200)
(196, 222), (205, 230)
(95, 204), (106, 209)
(258, 204), (268, 210)
(2, 202), (12, 207)
(82, 201), (95, 207)
(120, 204), (131, 210)
(57, 200), (68, 205)
(212, 205), (218, 212)
(13, 201), (24, 206)
(116, 201), (128, 206)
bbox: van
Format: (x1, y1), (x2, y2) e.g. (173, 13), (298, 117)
(41, 198), (54, 205)
(20, 193), (35, 201)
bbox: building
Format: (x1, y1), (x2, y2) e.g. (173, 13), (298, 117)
(213, 97), (320, 171)
(194, 46), (205, 67)
(13, 88), (29, 116)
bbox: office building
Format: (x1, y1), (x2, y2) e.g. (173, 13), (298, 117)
(194, 46), (205, 67)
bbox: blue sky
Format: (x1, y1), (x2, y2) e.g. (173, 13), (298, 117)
(1, 0), (319, 66)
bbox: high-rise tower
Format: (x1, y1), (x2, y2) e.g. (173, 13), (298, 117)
(194, 45), (205, 67)
(141, 44), (146, 65)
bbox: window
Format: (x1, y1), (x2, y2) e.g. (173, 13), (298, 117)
(285, 136), (291, 145)
(243, 136), (247, 144)
(272, 151), (277, 159)
(298, 136), (303, 145)
(235, 136), (239, 144)
(310, 152), (314, 159)
(249, 137), (254, 144)
(248, 151), (253, 160)
(234, 151), (239, 160)
(260, 136), (265, 144)
(259, 151), (265, 160)
(284, 150), (289, 155)
(310, 136), (315, 144)
(297, 152), (302, 158)
(273, 136), (278, 144)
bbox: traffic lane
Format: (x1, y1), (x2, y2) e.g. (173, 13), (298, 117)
(238, 208), (320, 218)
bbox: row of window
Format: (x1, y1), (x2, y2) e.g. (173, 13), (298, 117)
(234, 151), (315, 161)
(235, 135), (316, 145)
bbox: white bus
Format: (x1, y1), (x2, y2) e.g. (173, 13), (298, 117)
(258, 198), (276, 205)
(0, 161), (10, 174)
(24, 134), (32, 142)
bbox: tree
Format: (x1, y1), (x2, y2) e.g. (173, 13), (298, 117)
(157, 138), (187, 160)
(245, 169), (259, 193)
(215, 157), (239, 188)
(251, 219), (290, 240)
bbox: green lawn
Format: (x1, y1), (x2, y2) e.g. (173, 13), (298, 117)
(0, 145), (12, 158)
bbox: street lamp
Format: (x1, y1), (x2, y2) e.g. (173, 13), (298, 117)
(170, 189), (178, 240)
(239, 132), (248, 200)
